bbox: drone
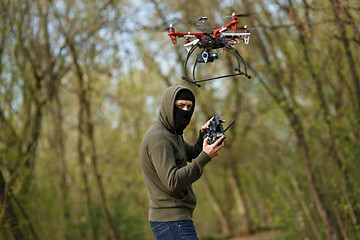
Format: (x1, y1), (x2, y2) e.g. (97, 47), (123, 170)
(168, 12), (252, 87)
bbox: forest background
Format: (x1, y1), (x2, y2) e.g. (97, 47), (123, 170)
(0, 0), (359, 240)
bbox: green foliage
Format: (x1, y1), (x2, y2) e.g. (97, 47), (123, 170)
(0, 0), (359, 239)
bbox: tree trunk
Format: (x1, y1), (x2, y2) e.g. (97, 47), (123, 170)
(77, 87), (97, 240)
(275, 144), (321, 239)
(0, 171), (26, 240)
(329, 0), (360, 119)
(286, 0), (356, 237)
(202, 174), (231, 237)
(73, 42), (98, 240)
(228, 166), (252, 235)
(84, 80), (120, 240)
(243, 1), (338, 237)
(52, 92), (71, 240)
(69, 37), (119, 240)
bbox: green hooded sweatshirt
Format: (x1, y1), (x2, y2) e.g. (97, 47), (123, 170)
(140, 84), (211, 222)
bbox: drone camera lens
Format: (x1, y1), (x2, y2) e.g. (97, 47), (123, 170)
(212, 53), (218, 59)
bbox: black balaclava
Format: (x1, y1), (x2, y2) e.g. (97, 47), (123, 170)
(174, 89), (195, 134)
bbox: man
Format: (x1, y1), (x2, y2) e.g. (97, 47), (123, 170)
(140, 84), (225, 240)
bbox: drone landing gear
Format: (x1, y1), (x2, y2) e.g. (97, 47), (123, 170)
(182, 44), (251, 87)
(182, 71), (251, 87)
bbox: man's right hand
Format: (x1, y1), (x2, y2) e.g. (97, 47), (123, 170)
(203, 136), (225, 159)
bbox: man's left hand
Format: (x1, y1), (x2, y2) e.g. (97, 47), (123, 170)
(200, 117), (213, 134)
(200, 117), (225, 134)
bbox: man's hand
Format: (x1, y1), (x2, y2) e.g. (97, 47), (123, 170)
(203, 136), (225, 159)
(200, 117), (213, 134)
(200, 117), (225, 134)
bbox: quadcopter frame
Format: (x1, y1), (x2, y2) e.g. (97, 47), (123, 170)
(168, 13), (252, 87)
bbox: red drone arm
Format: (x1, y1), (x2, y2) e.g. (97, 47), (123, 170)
(169, 13), (243, 44)
(168, 31), (205, 44)
(212, 15), (239, 37)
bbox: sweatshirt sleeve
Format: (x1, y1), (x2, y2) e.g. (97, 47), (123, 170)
(184, 130), (205, 161)
(149, 139), (210, 194)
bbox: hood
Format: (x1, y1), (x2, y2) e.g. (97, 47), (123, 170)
(158, 84), (195, 133)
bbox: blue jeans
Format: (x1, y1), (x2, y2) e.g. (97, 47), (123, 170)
(150, 220), (199, 240)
